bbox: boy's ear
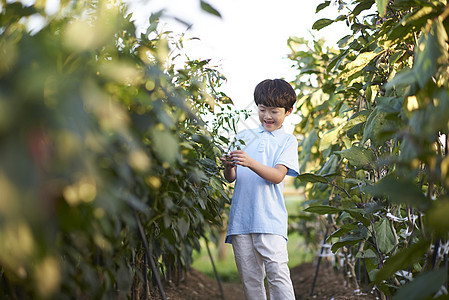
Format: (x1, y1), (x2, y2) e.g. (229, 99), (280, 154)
(285, 107), (293, 115)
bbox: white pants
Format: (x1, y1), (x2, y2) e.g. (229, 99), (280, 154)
(231, 234), (295, 300)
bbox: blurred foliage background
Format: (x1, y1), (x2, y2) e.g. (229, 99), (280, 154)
(0, 0), (246, 298)
(289, 0), (449, 299)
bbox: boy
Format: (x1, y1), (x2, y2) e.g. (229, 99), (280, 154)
(221, 79), (299, 299)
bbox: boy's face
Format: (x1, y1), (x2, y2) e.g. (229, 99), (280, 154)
(257, 104), (292, 132)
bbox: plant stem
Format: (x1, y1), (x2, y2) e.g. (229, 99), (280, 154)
(134, 210), (167, 300)
(310, 225), (330, 296)
(204, 237), (225, 300)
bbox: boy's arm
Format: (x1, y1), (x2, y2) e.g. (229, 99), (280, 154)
(229, 150), (288, 184)
(220, 156), (237, 183)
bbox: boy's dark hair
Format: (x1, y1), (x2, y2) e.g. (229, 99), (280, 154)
(254, 79), (296, 111)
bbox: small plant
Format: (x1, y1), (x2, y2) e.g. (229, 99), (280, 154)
(289, 0), (449, 299)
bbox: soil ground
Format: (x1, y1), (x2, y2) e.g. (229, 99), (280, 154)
(150, 261), (378, 300)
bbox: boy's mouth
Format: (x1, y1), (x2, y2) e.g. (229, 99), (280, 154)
(264, 120), (274, 125)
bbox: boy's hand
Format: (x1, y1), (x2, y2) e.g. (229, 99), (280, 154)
(220, 154), (236, 168)
(220, 154), (237, 183)
(228, 150), (254, 168)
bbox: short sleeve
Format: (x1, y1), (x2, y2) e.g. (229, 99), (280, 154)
(275, 135), (299, 177)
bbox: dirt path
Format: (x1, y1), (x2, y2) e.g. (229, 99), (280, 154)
(150, 261), (377, 300)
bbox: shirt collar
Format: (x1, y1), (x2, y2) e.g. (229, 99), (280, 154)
(257, 124), (285, 137)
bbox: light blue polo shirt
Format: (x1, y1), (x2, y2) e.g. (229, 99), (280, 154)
(225, 125), (299, 244)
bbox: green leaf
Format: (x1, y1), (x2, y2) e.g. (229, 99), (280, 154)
(334, 15), (347, 22)
(150, 127), (179, 164)
(149, 10), (163, 24)
(375, 0), (388, 17)
(331, 235), (363, 253)
(364, 176), (430, 210)
(327, 50), (349, 72)
(335, 146), (375, 169)
(301, 129), (318, 155)
(319, 126), (341, 151)
(344, 208), (371, 227)
(316, 1), (331, 13)
(343, 178), (367, 186)
(399, 136), (419, 162)
(342, 110), (368, 131)
(426, 199), (449, 236)
(376, 96), (403, 114)
(337, 35), (354, 48)
(312, 18), (334, 31)
(374, 218), (395, 253)
(356, 248), (377, 259)
(385, 67), (416, 91)
(346, 122), (364, 139)
(366, 257), (381, 279)
(414, 19), (449, 88)
(352, 0), (375, 18)
(2, 2), (37, 22)
(418, 88), (449, 137)
(297, 173), (329, 184)
(339, 51), (382, 79)
(400, 6), (435, 27)
(200, 0), (221, 17)
(393, 268), (447, 300)
(304, 205), (342, 215)
(375, 241), (430, 282)
(328, 222), (359, 240)
(362, 107), (397, 147)
(319, 154), (338, 175)
(389, 50), (406, 65)
(177, 217), (190, 237)
(386, 22), (414, 47)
